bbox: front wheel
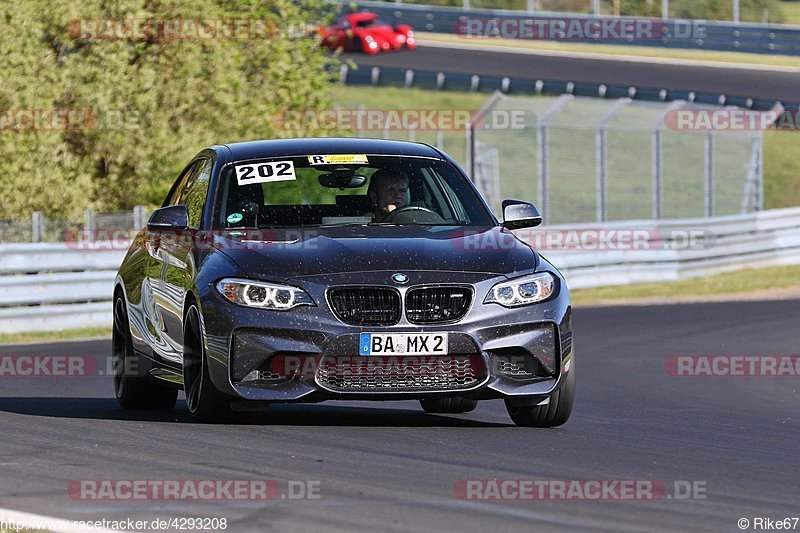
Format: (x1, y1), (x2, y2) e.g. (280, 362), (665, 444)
(183, 305), (230, 422)
(112, 296), (177, 410)
(505, 362), (575, 427)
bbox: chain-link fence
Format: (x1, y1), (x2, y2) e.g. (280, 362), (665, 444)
(0, 207), (149, 243)
(2, 92), (770, 237)
(469, 92), (767, 224)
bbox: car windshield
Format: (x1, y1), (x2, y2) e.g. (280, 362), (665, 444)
(215, 154), (494, 229)
(356, 17), (387, 28)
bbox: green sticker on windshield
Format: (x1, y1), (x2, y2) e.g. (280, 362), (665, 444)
(227, 213), (243, 224)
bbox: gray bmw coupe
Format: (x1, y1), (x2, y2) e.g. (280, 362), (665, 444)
(113, 138), (575, 426)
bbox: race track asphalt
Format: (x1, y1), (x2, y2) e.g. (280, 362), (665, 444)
(1, 299), (798, 532)
(343, 44), (800, 104)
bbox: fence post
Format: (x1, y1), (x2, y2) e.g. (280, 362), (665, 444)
(356, 103), (365, 138)
(705, 132), (715, 217)
(133, 205), (147, 229)
(84, 209), (95, 233)
(652, 100), (686, 219)
(467, 91), (506, 180)
(652, 129), (662, 219)
(756, 134), (764, 211)
(536, 95), (573, 224)
(537, 124), (548, 222)
(467, 120), (475, 179)
(596, 98), (630, 223)
(31, 211), (44, 243)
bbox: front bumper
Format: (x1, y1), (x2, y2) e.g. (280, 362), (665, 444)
(200, 269), (573, 403)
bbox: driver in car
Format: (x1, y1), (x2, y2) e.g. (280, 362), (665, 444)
(367, 169), (410, 222)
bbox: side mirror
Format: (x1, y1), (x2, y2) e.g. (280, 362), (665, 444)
(147, 205), (189, 231)
(502, 199), (542, 230)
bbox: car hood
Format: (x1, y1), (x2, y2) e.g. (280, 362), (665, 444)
(213, 225), (537, 280)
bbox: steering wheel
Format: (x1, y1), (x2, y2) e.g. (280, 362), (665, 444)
(380, 205), (440, 223)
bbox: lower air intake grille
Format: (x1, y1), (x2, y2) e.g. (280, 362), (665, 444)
(328, 287), (401, 326)
(315, 355), (485, 392)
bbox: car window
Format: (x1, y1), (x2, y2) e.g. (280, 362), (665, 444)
(216, 155), (494, 229)
(163, 161), (198, 207)
(357, 18), (386, 28)
(181, 158), (212, 228)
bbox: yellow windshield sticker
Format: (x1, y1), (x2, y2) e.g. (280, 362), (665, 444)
(308, 154), (369, 165)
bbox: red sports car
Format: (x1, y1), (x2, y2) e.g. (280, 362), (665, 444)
(320, 12), (416, 54)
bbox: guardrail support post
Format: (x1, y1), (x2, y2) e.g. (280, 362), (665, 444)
(31, 211), (44, 243)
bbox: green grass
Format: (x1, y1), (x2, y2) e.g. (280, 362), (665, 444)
(420, 32), (800, 68)
(782, 1), (800, 24)
(0, 327), (111, 346)
(331, 84), (488, 111)
(764, 129), (800, 209)
(571, 264), (800, 305)
(331, 85), (488, 167)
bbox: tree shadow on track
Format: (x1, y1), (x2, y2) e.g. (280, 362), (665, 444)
(0, 397), (513, 427)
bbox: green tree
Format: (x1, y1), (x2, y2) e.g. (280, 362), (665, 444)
(0, 0), (336, 220)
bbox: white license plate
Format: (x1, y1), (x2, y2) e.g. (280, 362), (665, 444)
(359, 333), (448, 356)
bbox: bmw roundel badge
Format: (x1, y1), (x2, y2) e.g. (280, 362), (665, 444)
(392, 273), (409, 284)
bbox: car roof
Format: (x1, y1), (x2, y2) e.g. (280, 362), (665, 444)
(215, 138), (444, 163)
(346, 12), (379, 22)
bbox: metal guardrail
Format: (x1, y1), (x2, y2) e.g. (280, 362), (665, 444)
(542, 206), (800, 288)
(353, 0), (800, 56)
(338, 64), (795, 112)
(0, 245), (125, 333)
(2, 207), (800, 333)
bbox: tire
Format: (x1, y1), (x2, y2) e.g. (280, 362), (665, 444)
(420, 397), (478, 414)
(183, 305), (230, 422)
(505, 362), (575, 427)
(112, 296), (178, 410)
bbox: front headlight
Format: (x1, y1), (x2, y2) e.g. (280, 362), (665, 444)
(485, 272), (556, 307)
(216, 278), (315, 310)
